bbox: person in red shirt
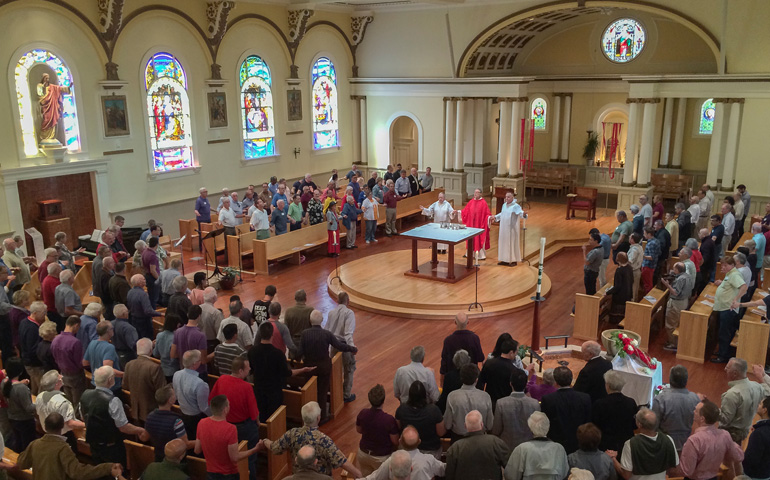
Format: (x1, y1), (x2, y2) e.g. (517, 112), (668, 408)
(41, 263), (62, 326)
(195, 394), (260, 480)
(37, 248), (60, 283)
(209, 357), (259, 480)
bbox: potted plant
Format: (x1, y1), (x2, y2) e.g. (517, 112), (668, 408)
(220, 266), (239, 290)
(583, 132), (599, 164)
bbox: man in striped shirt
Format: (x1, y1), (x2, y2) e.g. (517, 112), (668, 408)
(145, 385), (194, 462)
(214, 324), (244, 376)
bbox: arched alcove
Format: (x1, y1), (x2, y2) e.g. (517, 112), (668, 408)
(388, 115), (422, 170)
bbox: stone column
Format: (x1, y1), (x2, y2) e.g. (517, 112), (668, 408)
(658, 97), (674, 167)
(550, 94), (562, 161)
(706, 101), (726, 186)
(454, 98), (465, 172)
(636, 99), (660, 187)
(360, 96), (368, 164)
(464, 99), (476, 167)
(351, 96), (361, 164)
(559, 94), (572, 161)
(497, 99), (511, 176)
(444, 97), (456, 172)
(671, 98), (686, 168)
(622, 99), (641, 186)
(720, 99), (744, 191)
(473, 98), (486, 165)
(509, 98), (525, 177)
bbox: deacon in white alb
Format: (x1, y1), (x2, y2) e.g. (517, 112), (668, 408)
(490, 191), (525, 266)
(420, 192), (455, 254)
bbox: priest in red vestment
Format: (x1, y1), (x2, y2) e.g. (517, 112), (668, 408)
(459, 188), (491, 260)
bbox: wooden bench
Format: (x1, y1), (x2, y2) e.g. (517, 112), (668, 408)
(526, 170), (564, 197)
(375, 189), (443, 230)
(726, 232), (753, 256)
(178, 219), (200, 252)
(251, 223), (346, 275)
(573, 283), (613, 342)
(125, 438), (251, 480)
(226, 225), (254, 268)
(3, 447), (33, 480)
(652, 173), (692, 203)
(619, 286), (669, 350)
(289, 352), (345, 419)
(676, 283), (716, 364)
(20, 270), (41, 301)
(72, 260), (101, 304)
(731, 291), (769, 367)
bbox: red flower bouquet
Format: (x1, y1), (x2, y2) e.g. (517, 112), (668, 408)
(611, 332), (658, 370)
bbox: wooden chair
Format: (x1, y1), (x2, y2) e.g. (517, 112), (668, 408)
(566, 187), (598, 222)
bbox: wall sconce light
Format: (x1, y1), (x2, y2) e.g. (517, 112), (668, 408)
(294, 147), (301, 159)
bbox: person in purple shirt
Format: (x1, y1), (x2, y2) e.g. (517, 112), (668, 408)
(50, 315), (87, 408)
(439, 312), (484, 382)
(142, 237), (161, 308)
(126, 274), (162, 339)
(170, 305), (209, 378)
(525, 364), (557, 401)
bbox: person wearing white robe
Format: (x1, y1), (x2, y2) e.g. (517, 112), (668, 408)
(490, 191), (524, 265)
(420, 192), (455, 253)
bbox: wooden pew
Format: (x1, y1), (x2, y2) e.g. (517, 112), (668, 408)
(251, 223), (346, 275)
(573, 283), (613, 342)
(329, 352), (344, 418)
(178, 219), (199, 252)
(763, 268), (770, 290)
(125, 439), (251, 480)
(676, 283), (716, 364)
(226, 226), (256, 268)
(20, 270), (42, 301)
(619, 286), (669, 350)
(3, 447), (33, 480)
(732, 290), (769, 367)
(259, 405), (290, 480)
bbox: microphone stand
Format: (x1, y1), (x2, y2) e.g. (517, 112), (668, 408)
(468, 258), (483, 312)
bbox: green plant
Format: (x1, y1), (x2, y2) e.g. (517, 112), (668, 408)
(222, 266), (239, 278)
(583, 132), (599, 162)
(517, 344), (531, 359)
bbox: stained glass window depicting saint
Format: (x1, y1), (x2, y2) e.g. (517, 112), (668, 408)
(240, 56), (275, 159)
(312, 57), (339, 150)
(145, 53), (194, 173)
(699, 99), (716, 135)
(602, 18), (646, 63)
(15, 49), (80, 156)
(531, 98), (547, 131)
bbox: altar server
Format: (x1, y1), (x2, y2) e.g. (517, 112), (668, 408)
(490, 191), (524, 266)
(420, 192), (455, 254)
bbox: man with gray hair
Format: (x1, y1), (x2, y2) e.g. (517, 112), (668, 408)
(607, 408), (678, 480)
(446, 410), (509, 480)
(159, 257), (184, 307)
(37, 247), (60, 283)
(661, 262), (693, 351)
(123, 337), (166, 422)
(2, 237), (31, 286)
(573, 341), (612, 403)
(651, 365), (700, 451)
(591, 370), (638, 453)
(325, 291), (357, 402)
(361, 426), (445, 480)
(83, 320), (123, 392)
(35, 369), (85, 445)
(440, 312), (484, 382)
(504, 411), (568, 480)
(55, 268), (82, 319)
(217, 299), (254, 350)
(126, 273), (161, 339)
(629, 205), (643, 236)
(167, 274), (192, 324)
(199, 286), (223, 351)
(393, 345), (440, 404)
(79, 365), (149, 464)
(41, 262), (63, 327)
(389, 450), (412, 480)
(285, 445), (330, 479)
(639, 195), (653, 228)
(297, 309), (358, 424)
(438, 349), (471, 411)
(111, 303), (138, 369)
(264, 401), (362, 478)
(719, 357), (766, 443)
(172, 349), (211, 439)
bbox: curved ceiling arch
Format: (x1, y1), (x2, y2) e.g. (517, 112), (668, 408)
(457, 0), (720, 77)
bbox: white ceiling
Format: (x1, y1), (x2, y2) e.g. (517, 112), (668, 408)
(234, 0), (534, 13)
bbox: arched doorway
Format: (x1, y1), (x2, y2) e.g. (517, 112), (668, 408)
(389, 116), (419, 169)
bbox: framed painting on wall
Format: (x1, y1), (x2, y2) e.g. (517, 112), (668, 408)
(287, 89), (302, 121)
(101, 95), (130, 137)
(207, 91), (228, 128)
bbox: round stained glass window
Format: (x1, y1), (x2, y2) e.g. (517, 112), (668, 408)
(601, 18), (646, 63)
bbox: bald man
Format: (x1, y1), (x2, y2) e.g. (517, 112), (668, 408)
(285, 445), (331, 479)
(123, 337), (166, 422)
(362, 426), (445, 480)
(572, 341), (612, 403)
(126, 273), (162, 339)
(141, 438), (190, 479)
(440, 312), (484, 382)
(446, 411), (509, 480)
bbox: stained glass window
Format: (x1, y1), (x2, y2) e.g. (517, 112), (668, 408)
(699, 99), (716, 135)
(240, 56), (275, 159)
(15, 49), (80, 156)
(531, 97), (547, 131)
(311, 57), (339, 150)
(602, 18), (646, 63)
(145, 52), (194, 173)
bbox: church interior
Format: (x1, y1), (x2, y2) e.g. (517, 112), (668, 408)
(2, 0), (770, 478)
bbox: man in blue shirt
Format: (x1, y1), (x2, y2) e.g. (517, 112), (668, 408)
(641, 226), (661, 295)
(268, 176), (279, 195)
(195, 187), (211, 250)
(710, 214), (725, 260)
(271, 183), (288, 207)
(345, 164), (359, 182)
(83, 320), (123, 392)
(590, 228), (612, 288)
(395, 170), (410, 196)
(270, 199), (291, 236)
(630, 204), (644, 236)
(139, 220), (158, 242)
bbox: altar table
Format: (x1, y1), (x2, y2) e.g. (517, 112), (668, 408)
(400, 223), (485, 284)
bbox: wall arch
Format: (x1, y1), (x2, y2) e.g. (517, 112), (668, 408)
(385, 111), (424, 171)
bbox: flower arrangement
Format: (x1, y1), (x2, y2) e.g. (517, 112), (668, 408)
(611, 331), (659, 370)
(654, 384), (670, 397)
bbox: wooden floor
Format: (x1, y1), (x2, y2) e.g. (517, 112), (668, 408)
(185, 200), (743, 479)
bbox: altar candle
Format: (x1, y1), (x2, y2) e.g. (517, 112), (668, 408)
(520, 118), (526, 166)
(536, 237), (546, 295)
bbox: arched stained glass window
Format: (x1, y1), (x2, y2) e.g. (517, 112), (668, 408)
(699, 99), (716, 135)
(531, 97), (547, 131)
(240, 56), (275, 159)
(602, 18), (646, 63)
(15, 49), (80, 156)
(144, 52), (194, 173)
(311, 57), (339, 150)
